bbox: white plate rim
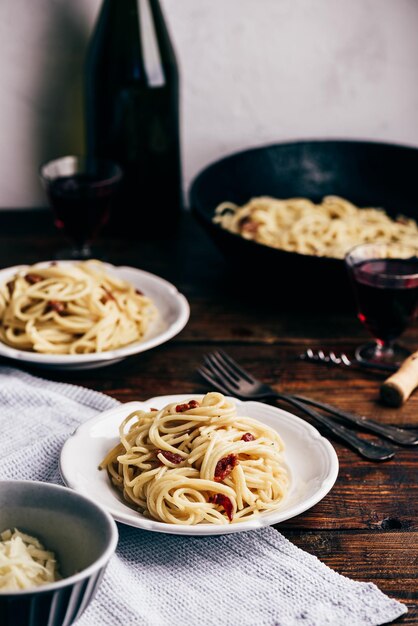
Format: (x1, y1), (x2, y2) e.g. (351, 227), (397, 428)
(60, 394), (339, 536)
(0, 262), (190, 365)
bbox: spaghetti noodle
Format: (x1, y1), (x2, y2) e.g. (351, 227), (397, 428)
(99, 392), (289, 525)
(214, 195), (418, 259)
(0, 260), (157, 354)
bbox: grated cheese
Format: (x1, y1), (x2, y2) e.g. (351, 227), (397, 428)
(0, 528), (60, 591)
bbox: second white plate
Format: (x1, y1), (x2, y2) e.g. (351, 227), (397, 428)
(60, 395), (339, 536)
(0, 263), (190, 370)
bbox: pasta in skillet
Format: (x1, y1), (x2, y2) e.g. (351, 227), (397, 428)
(0, 260), (157, 354)
(99, 392), (289, 525)
(214, 195), (418, 259)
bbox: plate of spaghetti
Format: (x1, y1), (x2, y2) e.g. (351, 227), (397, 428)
(60, 392), (338, 535)
(0, 261), (189, 370)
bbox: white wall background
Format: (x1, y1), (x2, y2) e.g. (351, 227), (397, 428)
(0, 0), (417, 208)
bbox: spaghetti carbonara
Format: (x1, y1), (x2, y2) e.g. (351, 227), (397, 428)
(0, 529), (59, 591)
(0, 260), (157, 354)
(214, 195), (418, 259)
(100, 392), (289, 525)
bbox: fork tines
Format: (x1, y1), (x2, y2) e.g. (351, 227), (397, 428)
(206, 351), (253, 381)
(197, 365), (230, 396)
(199, 350), (257, 397)
(199, 353), (237, 395)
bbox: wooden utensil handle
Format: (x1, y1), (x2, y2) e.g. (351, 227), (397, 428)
(380, 350), (418, 407)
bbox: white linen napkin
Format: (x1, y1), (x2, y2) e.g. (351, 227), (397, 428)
(0, 367), (407, 626)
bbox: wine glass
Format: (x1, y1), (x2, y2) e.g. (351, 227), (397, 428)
(345, 242), (418, 367)
(40, 156), (123, 259)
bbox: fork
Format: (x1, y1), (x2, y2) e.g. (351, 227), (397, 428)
(197, 352), (407, 461)
(198, 351), (397, 460)
(199, 351), (417, 446)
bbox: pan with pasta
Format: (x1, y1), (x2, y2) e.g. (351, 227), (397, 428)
(190, 140), (418, 305)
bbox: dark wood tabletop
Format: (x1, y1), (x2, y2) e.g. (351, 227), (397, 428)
(0, 210), (416, 624)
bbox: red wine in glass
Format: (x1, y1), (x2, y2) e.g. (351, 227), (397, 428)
(346, 244), (418, 366)
(40, 156), (122, 258)
(353, 259), (418, 338)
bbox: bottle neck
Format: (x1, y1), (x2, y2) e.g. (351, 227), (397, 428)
(88, 0), (178, 88)
(148, 0), (177, 67)
(136, 0), (178, 88)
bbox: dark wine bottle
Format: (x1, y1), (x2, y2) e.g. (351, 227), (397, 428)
(85, 0), (182, 236)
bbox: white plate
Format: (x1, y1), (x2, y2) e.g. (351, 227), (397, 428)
(60, 394), (339, 536)
(0, 262), (190, 370)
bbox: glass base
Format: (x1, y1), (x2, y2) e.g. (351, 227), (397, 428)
(355, 342), (411, 368)
(53, 245), (105, 261)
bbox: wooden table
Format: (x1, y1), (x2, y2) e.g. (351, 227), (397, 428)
(1, 210), (416, 623)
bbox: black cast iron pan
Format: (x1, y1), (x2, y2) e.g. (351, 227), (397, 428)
(189, 140), (418, 308)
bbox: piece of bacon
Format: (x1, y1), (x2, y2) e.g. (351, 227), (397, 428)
(150, 407), (158, 412)
(157, 449), (183, 465)
(210, 493), (234, 522)
(175, 399), (200, 413)
(102, 287), (115, 303)
(241, 432), (255, 442)
(25, 273), (43, 284)
(214, 454), (238, 482)
(47, 300), (66, 314)
(239, 217), (259, 234)
(135, 289), (144, 296)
